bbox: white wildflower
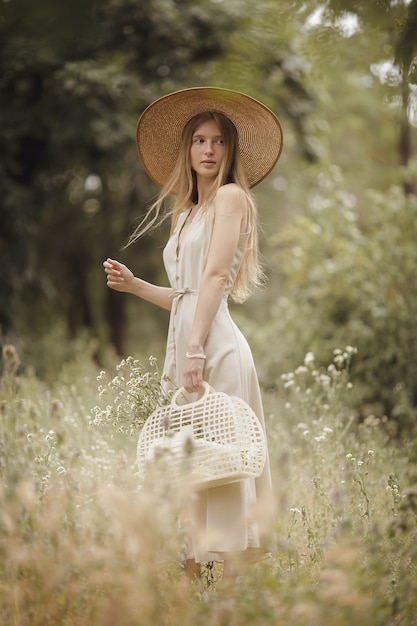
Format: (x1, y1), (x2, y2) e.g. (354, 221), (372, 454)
(304, 352), (315, 366)
(320, 374), (331, 386)
(345, 346), (358, 355)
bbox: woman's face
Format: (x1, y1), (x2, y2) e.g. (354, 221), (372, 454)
(190, 120), (225, 182)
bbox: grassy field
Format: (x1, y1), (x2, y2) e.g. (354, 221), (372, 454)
(1, 343), (417, 625)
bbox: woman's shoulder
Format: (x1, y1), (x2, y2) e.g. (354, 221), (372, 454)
(216, 183), (246, 200)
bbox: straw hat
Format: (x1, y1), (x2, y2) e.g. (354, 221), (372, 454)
(136, 87), (283, 189)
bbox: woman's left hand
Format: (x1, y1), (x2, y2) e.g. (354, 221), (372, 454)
(183, 356), (205, 393)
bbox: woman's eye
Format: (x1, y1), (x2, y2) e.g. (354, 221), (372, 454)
(192, 137), (224, 144)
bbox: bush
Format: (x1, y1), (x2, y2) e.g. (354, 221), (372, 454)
(256, 167), (417, 431)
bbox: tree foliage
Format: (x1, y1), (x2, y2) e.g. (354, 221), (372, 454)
(0, 0), (241, 356)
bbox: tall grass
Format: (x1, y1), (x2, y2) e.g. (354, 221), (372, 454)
(1, 343), (416, 625)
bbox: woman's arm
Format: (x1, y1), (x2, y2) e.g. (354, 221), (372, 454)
(103, 258), (173, 311)
(183, 184), (247, 392)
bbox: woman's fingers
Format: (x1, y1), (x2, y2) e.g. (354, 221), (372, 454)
(103, 258), (121, 274)
(183, 361), (205, 393)
(103, 258), (130, 291)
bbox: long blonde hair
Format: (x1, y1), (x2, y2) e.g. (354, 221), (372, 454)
(128, 111), (264, 302)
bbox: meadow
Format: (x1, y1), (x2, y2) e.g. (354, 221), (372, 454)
(1, 341), (417, 625)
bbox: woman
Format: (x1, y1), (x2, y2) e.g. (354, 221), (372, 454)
(104, 87), (283, 579)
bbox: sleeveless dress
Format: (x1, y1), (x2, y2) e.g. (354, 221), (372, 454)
(162, 204), (272, 563)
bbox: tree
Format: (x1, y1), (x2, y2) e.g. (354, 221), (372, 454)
(0, 0), (242, 365)
(298, 0), (417, 193)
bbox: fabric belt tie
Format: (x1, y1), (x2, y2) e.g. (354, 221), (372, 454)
(169, 287), (199, 301)
(169, 287), (228, 303)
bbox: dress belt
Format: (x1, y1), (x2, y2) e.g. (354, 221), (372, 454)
(169, 287), (228, 303)
(169, 287), (199, 301)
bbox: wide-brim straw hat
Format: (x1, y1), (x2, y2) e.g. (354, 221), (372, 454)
(136, 86), (283, 189)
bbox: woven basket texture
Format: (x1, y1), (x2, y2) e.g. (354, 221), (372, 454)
(137, 384), (266, 490)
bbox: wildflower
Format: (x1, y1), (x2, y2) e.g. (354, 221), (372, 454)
(182, 432), (195, 457)
(319, 374), (331, 386)
(45, 430), (56, 442)
(304, 352), (315, 366)
(295, 365), (308, 375)
(161, 413), (171, 430)
(2, 344), (21, 375)
(50, 399), (63, 416)
(368, 450), (374, 456)
(345, 346), (358, 355)
(91, 355), (166, 436)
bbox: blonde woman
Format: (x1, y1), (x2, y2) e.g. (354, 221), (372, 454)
(104, 87), (283, 580)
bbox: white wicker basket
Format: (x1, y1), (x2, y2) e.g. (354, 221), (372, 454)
(137, 383), (266, 490)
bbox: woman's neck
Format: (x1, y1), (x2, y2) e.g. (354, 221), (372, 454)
(196, 179), (217, 207)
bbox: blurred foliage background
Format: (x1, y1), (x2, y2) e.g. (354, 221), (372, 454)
(1, 0), (416, 431)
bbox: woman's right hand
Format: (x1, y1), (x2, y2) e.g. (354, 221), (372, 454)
(103, 258), (135, 293)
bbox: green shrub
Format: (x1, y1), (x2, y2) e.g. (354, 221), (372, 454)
(257, 167), (417, 431)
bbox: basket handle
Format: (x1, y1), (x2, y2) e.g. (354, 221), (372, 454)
(171, 381), (212, 408)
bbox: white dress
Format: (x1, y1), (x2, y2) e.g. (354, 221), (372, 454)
(162, 204), (272, 563)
